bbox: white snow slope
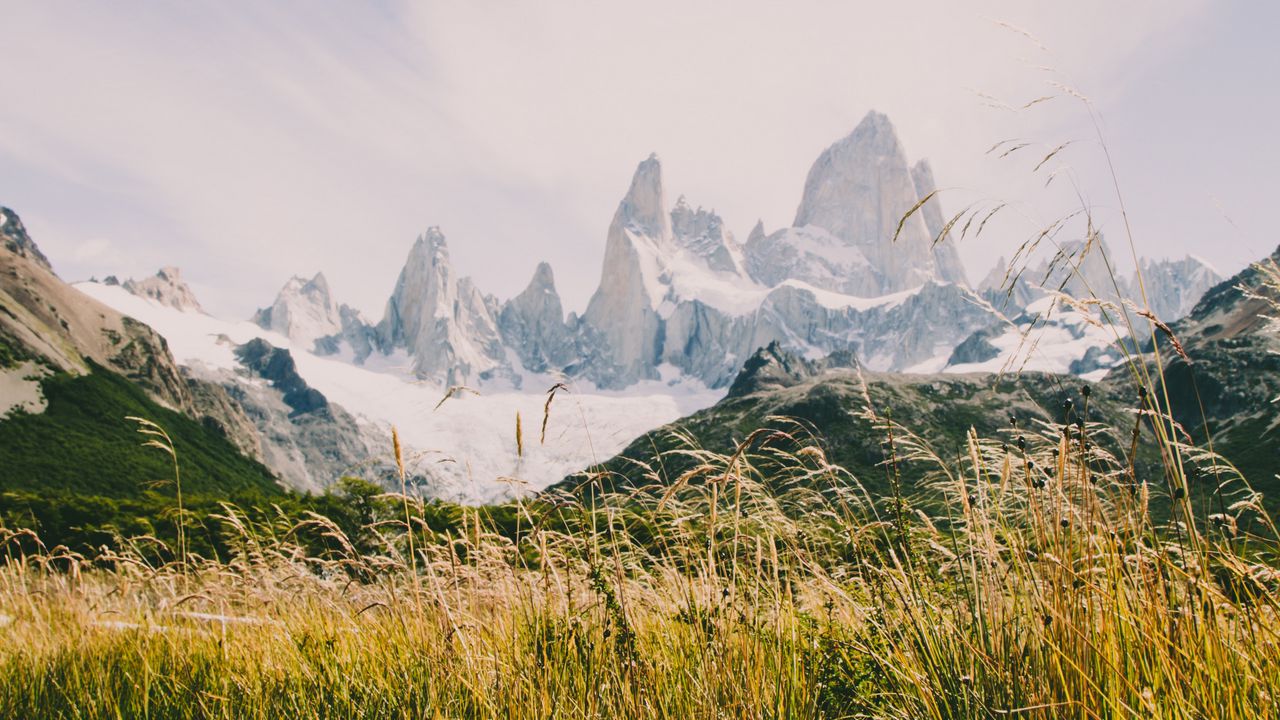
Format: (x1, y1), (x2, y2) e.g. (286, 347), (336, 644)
(941, 296), (1122, 381)
(77, 282), (720, 503)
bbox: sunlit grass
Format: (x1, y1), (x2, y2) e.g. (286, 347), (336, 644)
(3, 378), (1280, 719)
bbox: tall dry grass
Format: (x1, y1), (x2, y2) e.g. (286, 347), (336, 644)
(3, 381), (1280, 718)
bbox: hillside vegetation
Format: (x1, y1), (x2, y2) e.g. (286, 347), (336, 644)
(2, 389), (1278, 718)
(0, 360), (279, 498)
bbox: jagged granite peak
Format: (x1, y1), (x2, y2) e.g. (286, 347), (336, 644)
(787, 110), (945, 294)
(1, 214), (271, 466)
(744, 225), (880, 297)
(576, 142), (1007, 388)
(1133, 255), (1222, 322)
(122, 266), (204, 313)
(253, 272), (342, 346)
(978, 256), (1010, 294)
(379, 227), (452, 351)
(945, 237), (1224, 380)
(1173, 245), (1277, 342)
(580, 156), (674, 386)
(670, 196), (745, 275)
(977, 255), (1037, 311)
(744, 111), (962, 297)
(314, 303), (380, 362)
(498, 261), (574, 373)
(377, 227), (508, 384)
(910, 159), (968, 286)
(0, 207), (52, 272)
(1040, 237), (1118, 300)
(618, 153), (671, 239)
(945, 326), (1003, 367)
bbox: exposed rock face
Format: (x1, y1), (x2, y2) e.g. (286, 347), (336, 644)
(779, 111), (960, 295)
(1132, 256), (1222, 323)
(946, 326), (1002, 367)
(0, 207), (51, 271)
(1173, 248), (1278, 344)
(359, 115), (996, 390)
(962, 239), (1224, 379)
(754, 280), (997, 372)
(670, 196), (746, 275)
(911, 159), (968, 286)
(123, 267), (204, 313)
(1116, 245), (1280, 483)
(1, 209), (193, 409)
(744, 225), (880, 297)
(315, 305), (380, 362)
(224, 338), (383, 492)
(235, 339), (330, 417)
(239, 110), (1218, 396)
(977, 255), (1037, 312)
(0, 207), (266, 467)
(579, 154), (672, 387)
(978, 235), (1218, 324)
(181, 370), (265, 462)
(498, 262), (574, 374)
(253, 273), (342, 347)
(726, 340), (858, 398)
(1035, 238), (1119, 301)
(376, 228), (508, 385)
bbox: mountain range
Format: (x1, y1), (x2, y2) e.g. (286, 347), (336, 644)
(253, 111), (1221, 392)
(1, 110), (1234, 500)
(575, 244), (1279, 506)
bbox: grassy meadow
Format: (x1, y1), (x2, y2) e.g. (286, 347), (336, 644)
(3, 364), (1280, 718)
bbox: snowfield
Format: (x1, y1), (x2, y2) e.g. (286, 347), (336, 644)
(943, 296), (1123, 381)
(76, 282), (722, 503)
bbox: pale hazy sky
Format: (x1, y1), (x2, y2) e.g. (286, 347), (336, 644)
(2, 1), (1276, 319)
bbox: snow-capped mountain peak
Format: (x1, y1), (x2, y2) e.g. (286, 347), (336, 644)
(745, 110), (964, 297)
(253, 272), (342, 347)
(617, 152), (670, 239)
(376, 227), (507, 385)
(670, 196), (747, 276)
(121, 266), (205, 313)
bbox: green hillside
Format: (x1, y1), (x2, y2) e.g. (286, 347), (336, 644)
(0, 359), (281, 499)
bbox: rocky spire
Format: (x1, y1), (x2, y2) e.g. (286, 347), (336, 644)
(377, 227), (507, 384)
(670, 196), (745, 275)
(978, 256), (1010, 295)
(1037, 235), (1119, 300)
(498, 261), (573, 373)
(616, 153), (670, 240)
(1, 207), (52, 272)
(580, 154), (672, 387)
(252, 272), (340, 344)
(379, 227), (454, 353)
(790, 110), (944, 294)
(910, 159), (968, 286)
(123, 266), (205, 313)
(1133, 256), (1222, 322)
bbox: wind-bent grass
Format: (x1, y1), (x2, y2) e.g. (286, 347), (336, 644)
(3, 388), (1280, 718)
(4, 242), (1280, 717)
